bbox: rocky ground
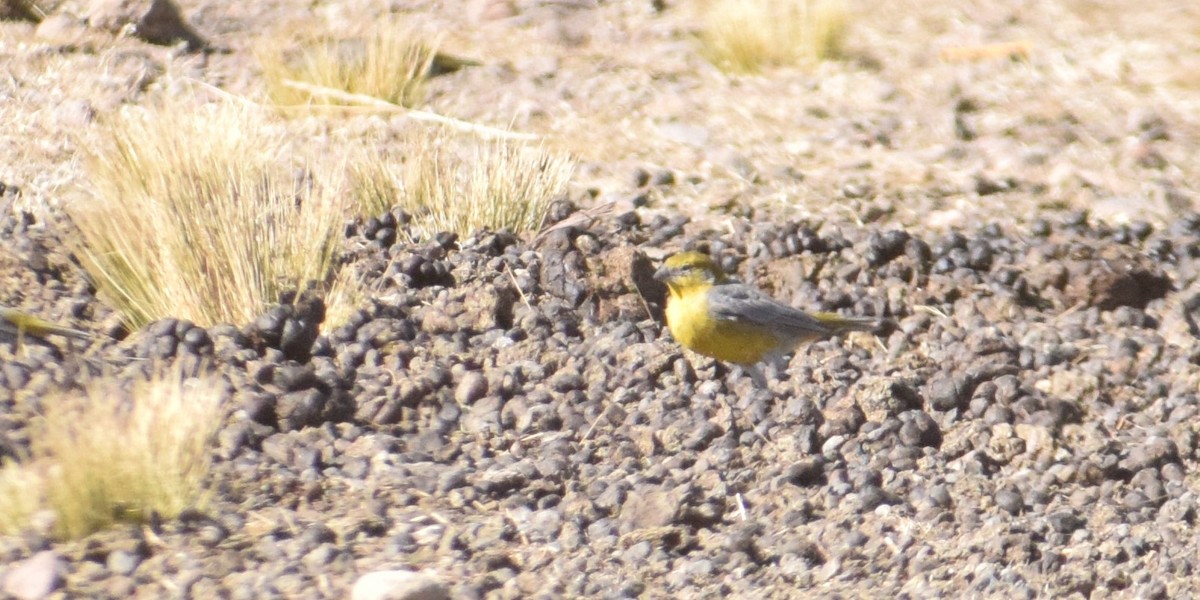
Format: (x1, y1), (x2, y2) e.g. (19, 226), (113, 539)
(2, 0), (1200, 599)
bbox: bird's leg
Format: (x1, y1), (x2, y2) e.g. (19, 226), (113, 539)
(715, 366), (742, 435)
(760, 353), (795, 392)
(740, 364), (769, 389)
(711, 360), (733, 382)
(725, 365), (771, 442)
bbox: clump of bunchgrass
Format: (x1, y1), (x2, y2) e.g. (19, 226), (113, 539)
(349, 132), (575, 241)
(72, 98), (348, 330)
(34, 370), (224, 539)
(259, 20), (438, 110)
(0, 460), (44, 536)
(348, 149), (406, 221)
(698, 0), (849, 74)
(322, 263), (371, 332)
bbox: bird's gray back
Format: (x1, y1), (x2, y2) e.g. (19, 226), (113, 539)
(706, 282), (831, 340)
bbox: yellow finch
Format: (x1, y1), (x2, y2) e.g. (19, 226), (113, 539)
(0, 305), (91, 341)
(654, 251), (874, 369)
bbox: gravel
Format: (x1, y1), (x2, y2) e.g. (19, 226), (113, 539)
(5, 197), (1200, 597)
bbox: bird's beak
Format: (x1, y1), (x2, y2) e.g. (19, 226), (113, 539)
(653, 265), (672, 282)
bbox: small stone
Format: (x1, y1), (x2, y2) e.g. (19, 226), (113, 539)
(783, 457), (825, 487)
(856, 377), (920, 422)
(1047, 511), (1085, 534)
(455, 372), (488, 404)
(995, 487), (1023, 515)
(621, 488), (680, 529)
(821, 435), (847, 456)
(3, 551), (65, 600)
(925, 372), (974, 411)
(276, 389), (326, 431)
(1119, 437), (1179, 473)
(105, 550), (141, 576)
(87, 0), (208, 50)
(274, 364), (317, 392)
(351, 570), (450, 600)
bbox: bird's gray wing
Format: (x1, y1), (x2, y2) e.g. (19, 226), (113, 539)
(706, 283), (832, 338)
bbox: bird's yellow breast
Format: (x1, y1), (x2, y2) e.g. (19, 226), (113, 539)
(664, 284), (782, 365)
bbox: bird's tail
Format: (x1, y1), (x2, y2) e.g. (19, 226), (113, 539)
(811, 312), (877, 334)
(35, 321), (93, 341)
(0, 309), (92, 341)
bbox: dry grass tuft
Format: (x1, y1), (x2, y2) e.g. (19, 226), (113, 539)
(698, 0), (849, 74)
(0, 459), (44, 535)
(72, 98), (348, 330)
(259, 20), (438, 110)
(34, 370), (224, 540)
(322, 263), (371, 331)
(349, 150), (406, 221)
(351, 132), (575, 241)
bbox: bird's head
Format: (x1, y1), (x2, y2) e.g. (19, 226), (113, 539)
(653, 251), (729, 294)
